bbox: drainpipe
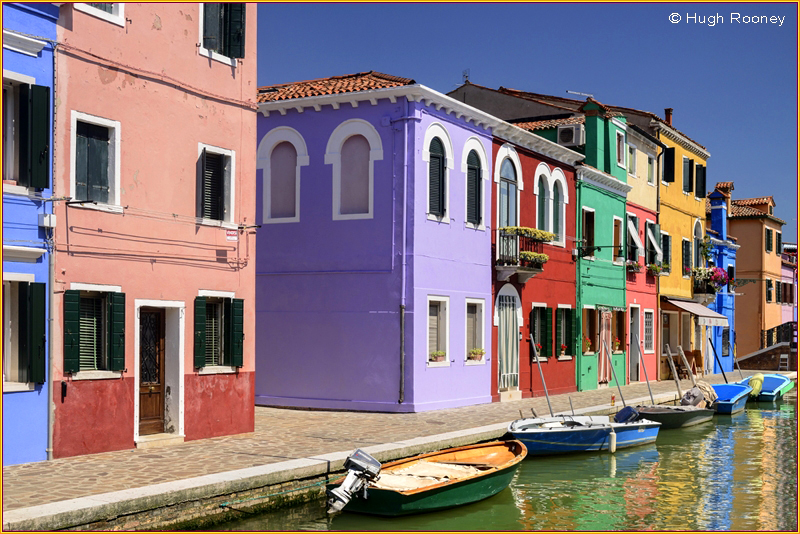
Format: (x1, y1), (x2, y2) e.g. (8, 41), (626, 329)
(575, 171), (583, 390)
(47, 227), (55, 460)
(391, 98), (415, 404)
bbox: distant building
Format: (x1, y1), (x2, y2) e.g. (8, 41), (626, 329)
(779, 243), (797, 324)
(2, 1), (58, 466)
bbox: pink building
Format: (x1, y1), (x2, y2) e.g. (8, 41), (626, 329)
(781, 245), (797, 324)
(51, 3), (257, 458)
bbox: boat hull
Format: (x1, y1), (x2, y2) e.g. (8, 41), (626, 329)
(607, 420), (661, 449)
(634, 406), (715, 429)
(328, 440), (526, 517)
(736, 374), (795, 402)
(508, 416), (613, 456)
(711, 383), (752, 414)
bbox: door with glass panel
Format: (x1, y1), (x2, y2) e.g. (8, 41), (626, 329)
(139, 308), (165, 435)
(498, 293), (519, 391)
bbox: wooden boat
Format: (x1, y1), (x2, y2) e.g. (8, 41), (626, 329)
(326, 440), (526, 516)
(508, 415), (613, 455)
(736, 373), (795, 402)
(710, 383), (752, 414)
(634, 405), (715, 429)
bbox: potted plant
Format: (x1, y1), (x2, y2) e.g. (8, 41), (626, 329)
(661, 263), (671, 274)
(582, 335), (592, 353)
(535, 342), (543, 355)
(626, 260), (642, 273)
(613, 336), (621, 351)
(560, 343), (568, 356)
(429, 351), (446, 363)
(467, 348), (485, 361)
(683, 265), (692, 277)
(646, 263), (662, 276)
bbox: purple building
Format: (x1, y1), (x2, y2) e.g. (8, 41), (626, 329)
(254, 72), (511, 411)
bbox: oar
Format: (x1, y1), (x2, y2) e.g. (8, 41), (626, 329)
(664, 344), (683, 398)
(677, 346), (698, 388)
(734, 352), (744, 380)
(569, 397), (575, 416)
(530, 335), (554, 417)
(633, 332), (655, 405)
(602, 339), (626, 407)
(708, 340), (728, 383)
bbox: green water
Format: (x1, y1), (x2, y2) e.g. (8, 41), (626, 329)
(220, 395), (797, 531)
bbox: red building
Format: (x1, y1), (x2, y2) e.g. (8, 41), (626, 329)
(488, 133), (583, 402)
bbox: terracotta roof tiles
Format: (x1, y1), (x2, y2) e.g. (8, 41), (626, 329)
(732, 196), (775, 207)
(257, 71), (415, 103)
(513, 116), (585, 131)
(715, 181), (734, 192)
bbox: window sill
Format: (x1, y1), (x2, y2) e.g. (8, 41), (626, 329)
(557, 355), (573, 361)
(643, 350), (655, 355)
(198, 365), (238, 375)
(613, 260), (624, 266)
(70, 202), (124, 214)
(197, 218), (238, 230)
(74, 3), (126, 27)
(465, 359), (485, 366)
(647, 181), (656, 187)
(465, 222), (485, 231)
(2, 184), (34, 196)
(3, 382), (35, 393)
(198, 46), (237, 67)
(427, 213), (449, 224)
(584, 256), (596, 262)
(71, 370), (123, 380)
(427, 361), (450, 368)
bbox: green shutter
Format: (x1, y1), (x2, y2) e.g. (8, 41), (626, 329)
(25, 283), (47, 383)
(429, 138), (445, 216)
(225, 2), (246, 59)
(107, 292), (125, 371)
(19, 84), (50, 189)
(466, 150), (480, 225)
(203, 3), (222, 51)
(545, 307), (553, 357)
(555, 309), (562, 356)
(194, 296), (207, 369)
(777, 232), (782, 254)
(63, 290), (81, 374)
(695, 164), (706, 197)
(663, 147), (675, 183)
(225, 298), (244, 367)
(569, 308), (576, 357)
(201, 148), (224, 220)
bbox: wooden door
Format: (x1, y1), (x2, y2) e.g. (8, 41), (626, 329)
(139, 308), (165, 435)
(598, 311), (612, 384)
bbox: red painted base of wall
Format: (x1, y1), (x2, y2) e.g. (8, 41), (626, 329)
(53, 377), (136, 459)
(184, 371), (254, 441)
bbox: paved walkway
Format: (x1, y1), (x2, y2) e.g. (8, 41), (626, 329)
(3, 371), (762, 516)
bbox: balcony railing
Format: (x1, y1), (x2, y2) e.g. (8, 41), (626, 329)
(761, 321), (798, 349)
(495, 229), (550, 283)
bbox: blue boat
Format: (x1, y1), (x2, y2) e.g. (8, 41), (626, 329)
(710, 383), (752, 414)
(508, 416), (613, 456)
(608, 408), (661, 449)
(736, 374), (795, 402)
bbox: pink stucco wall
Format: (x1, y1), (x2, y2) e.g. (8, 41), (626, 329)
(51, 3), (257, 458)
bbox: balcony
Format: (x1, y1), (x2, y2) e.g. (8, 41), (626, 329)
(691, 267), (728, 304)
(495, 227), (551, 284)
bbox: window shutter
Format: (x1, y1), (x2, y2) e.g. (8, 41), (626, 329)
(555, 309), (562, 356)
(19, 84), (50, 189)
(765, 229), (772, 252)
(194, 296), (207, 368)
(107, 292), (125, 371)
(225, 298), (244, 367)
(777, 232), (782, 254)
(682, 241), (690, 272)
(225, 3), (246, 59)
(529, 308), (538, 348)
(695, 164), (706, 197)
(428, 139), (445, 216)
(663, 147), (675, 182)
(201, 149), (224, 220)
(63, 290), (81, 374)
(466, 151), (480, 225)
(23, 283), (47, 384)
(545, 307), (553, 357)
(203, 3), (222, 52)
(569, 308), (576, 356)
(777, 281), (782, 304)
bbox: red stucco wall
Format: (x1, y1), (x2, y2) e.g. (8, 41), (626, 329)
(184, 372), (255, 441)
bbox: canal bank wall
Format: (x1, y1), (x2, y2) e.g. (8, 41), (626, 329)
(5, 372), (789, 531)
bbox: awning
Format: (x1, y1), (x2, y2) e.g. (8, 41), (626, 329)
(627, 219), (644, 256)
(646, 226), (663, 262)
(665, 299), (729, 326)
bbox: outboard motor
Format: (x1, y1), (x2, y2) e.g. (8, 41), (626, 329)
(680, 386), (705, 406)
(326, 449), (382, 514)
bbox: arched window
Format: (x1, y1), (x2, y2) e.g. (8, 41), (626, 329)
(537, 178), (547, 230)
(269, 142), (297, 219)
(429, 138), (446, 216)
(693, 221), (704, 267)
(499, 158), (517, 227)
(339, 135), (370, 215)
(466, 150), (482, 225)
(552, 181), (562, 242)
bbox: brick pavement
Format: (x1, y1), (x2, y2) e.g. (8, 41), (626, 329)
(1, 372), (754, 513)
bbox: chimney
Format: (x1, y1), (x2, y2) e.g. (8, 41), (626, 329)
(664, 108), (673, 126)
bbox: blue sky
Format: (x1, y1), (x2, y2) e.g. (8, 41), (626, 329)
(257, 2), (798, 241)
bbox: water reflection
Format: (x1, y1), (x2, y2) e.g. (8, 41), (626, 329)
(218, 397), (797, 531)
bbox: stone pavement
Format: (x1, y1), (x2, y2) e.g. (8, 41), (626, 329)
(3, 370), (758, 517)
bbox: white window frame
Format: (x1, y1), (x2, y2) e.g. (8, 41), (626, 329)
(258, 126), (308, 224)
(494, 144), (523, 234)
(3, 273), (37, 392)
(612, 215), (624, 265)
(197, 289), (237, 374)
(581, 207), (596, 261)
(3, 70), (37, 192)
(464, 298), (485, 365)
(461, 137), (489, 231)
(427, 295), (450, 367)
(423, 122), (454, 223)
(681, 237), (691, 278)
(68, 282), (124, 381)
(643, 309), (655, 354)
(646, 154), (655, 185)
(197, 142), (236, 228)
(660, 230), (671, 273)
(74, 3), (126, 27)
(582, 304), (598, 355)
(69, 110), (122, 214)
(197, 3), (237, 67)
(530, 302), (547, 362)
(549, 167), (569, 247)
(626, 212), (645, 260)
(616, 131), (626, 168)
(627, 144), (637, 177)
(557, 304), (572, 361)
(682, 156), (691, 195)
(645, 219), (663, 263)
(325, 119), (383, 221)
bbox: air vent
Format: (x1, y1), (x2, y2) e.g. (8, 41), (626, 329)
(557, 124), (585, 147)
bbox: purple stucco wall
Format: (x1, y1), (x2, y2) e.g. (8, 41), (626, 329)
(254, 94), (493, 412)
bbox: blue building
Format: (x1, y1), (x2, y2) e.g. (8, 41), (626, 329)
(705, 185), (738, 374)
(3, 2), (58, 466)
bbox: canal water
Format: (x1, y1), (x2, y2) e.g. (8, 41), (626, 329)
(219, 394), (797, 531)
